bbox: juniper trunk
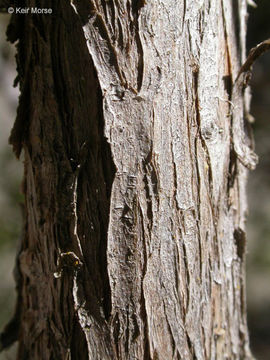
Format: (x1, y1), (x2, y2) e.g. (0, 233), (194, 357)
(5, 0), (256, 359)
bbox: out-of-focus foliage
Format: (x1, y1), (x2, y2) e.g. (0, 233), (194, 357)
(0, 15), (21, 250)
(0, 13), (21, 360)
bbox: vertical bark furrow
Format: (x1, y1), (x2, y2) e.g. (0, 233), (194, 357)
(8, 1), (117, 358)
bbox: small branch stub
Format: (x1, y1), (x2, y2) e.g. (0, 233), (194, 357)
(237, 38), (270, 81)
(54, 252), (83, 279)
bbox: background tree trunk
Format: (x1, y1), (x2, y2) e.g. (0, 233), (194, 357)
(4, 0), (256, 359)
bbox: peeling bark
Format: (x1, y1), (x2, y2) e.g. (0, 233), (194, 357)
(3, 0), (256, 359)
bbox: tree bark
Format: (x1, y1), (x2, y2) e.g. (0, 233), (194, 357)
(2, 0), (256, 359)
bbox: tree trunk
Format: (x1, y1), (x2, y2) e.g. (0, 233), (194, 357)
(3, 0), (256, 359)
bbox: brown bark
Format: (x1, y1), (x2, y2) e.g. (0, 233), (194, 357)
(1, 0), (256, 359)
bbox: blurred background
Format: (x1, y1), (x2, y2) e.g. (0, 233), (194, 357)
(0, 12), (21, 360)
(0, 2), (270, 359)
(247, 1), (270, 358)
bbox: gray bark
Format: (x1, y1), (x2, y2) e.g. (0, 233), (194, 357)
(2, 0), (256, 359)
